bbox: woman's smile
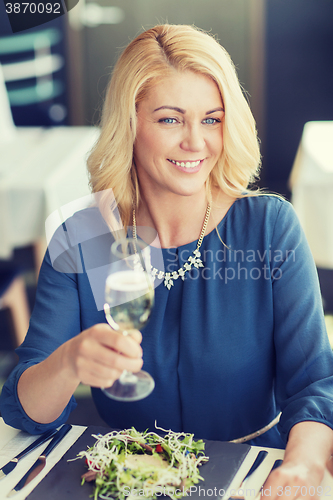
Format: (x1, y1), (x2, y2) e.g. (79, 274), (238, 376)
(167, 158), (203, 171)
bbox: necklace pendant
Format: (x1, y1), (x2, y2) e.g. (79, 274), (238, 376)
(184, 261), (192, 271)
(132, 203), (211, 291)
(178, 269), (186, 280)
(164, 273), (174, 290)
(194, 257), (204, 269)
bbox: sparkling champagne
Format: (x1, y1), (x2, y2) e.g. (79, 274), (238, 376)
(105, 270), (154, 330)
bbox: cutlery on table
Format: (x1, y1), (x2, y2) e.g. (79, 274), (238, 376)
(0, 428), (58, 480)
(229, 450), (269, 499)
(270, 459), (283, 470)
(243, 458), (284, 500)
(7, 424), (72, 496)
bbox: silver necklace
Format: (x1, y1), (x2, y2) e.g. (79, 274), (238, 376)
(132, 204), (211, 290)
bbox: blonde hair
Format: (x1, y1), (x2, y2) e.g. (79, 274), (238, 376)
(87, 24), (261, 230)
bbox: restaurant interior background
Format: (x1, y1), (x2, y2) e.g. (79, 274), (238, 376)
(0, 0), (332, 425)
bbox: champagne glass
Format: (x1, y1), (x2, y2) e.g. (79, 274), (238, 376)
(102, 237), (155, 401)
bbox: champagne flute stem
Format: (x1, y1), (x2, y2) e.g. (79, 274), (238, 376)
(119, 370), (138, 385)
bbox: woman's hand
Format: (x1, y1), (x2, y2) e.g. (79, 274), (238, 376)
(261, 421), (333, 500)
(17, 323), (143, 424)
(261, 460), (324, 500)
(63, 323), (143, 388)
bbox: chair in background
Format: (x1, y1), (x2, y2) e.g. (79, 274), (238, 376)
(0, 60), (16, 143)
(0, 270), (30, 348)
(0, 28), (67, 125)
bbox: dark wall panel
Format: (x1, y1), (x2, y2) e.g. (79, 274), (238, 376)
(263, 0), (333, 197)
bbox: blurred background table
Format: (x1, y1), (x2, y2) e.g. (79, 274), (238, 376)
(0, 126), (98, 263)
(289, 121), (333, 317)
(0, 126), (98, 348)
(289, 121), (333, 270)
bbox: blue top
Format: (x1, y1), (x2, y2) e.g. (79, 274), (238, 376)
(1, 195), (333, 449)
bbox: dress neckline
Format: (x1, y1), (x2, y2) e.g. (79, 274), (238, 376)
(159, 197), (243, 251)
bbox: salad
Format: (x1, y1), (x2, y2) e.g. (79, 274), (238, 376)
(77, 424), (209, 500)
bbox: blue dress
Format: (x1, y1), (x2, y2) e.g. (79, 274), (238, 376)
(1, 195), (333, 449)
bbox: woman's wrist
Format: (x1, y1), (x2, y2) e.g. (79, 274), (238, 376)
(284, 421), (333, 473)
(59, 337), (82, 387)
(17, 343), (81, 424)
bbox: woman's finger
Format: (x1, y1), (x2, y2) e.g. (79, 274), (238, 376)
(83, 323), (143, 359)
(106, 329), (143, 358)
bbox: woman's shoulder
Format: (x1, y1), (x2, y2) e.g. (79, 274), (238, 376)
(49, 205), (110, 246)
(229, 193), (295, 224)
(237, 192), (289, 209)
(63, 205), (109, 237)
(46, 206), (111, 274)
(212, 193), (300, 249)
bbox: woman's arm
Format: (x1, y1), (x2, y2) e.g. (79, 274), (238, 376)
(262, 421), (333, 499)
(17, 324), (143, 424)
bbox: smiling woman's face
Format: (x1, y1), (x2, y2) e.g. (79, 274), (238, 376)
(133, 70), (224, 199)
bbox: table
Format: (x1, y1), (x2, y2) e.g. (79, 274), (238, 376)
(289, 121), (333, 270)
(0, 418), (85, 500)
(1, 418), (333, 500)
(0, 126), (99, 262)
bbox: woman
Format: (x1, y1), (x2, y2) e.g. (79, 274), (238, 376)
(1, 24), (333, 497)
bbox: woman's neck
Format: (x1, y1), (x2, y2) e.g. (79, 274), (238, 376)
(135, 187), (235, 249)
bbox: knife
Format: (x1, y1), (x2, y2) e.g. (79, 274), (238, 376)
(7, 424), (72, 496)
(0, 428), (58, 480)
(242, 450), (269, 481)
(229, 450), (268, 499)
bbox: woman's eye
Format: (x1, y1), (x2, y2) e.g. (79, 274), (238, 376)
(159, 118), (178, 124)
(203, 118), (221, 125)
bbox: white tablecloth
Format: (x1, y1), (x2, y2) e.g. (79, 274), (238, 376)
(0, 126), (99, 259)
(290, 121), (333, 269)
(0, 418), (86, 500)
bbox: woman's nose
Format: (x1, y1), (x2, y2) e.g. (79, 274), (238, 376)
(180, 124), (205, 152)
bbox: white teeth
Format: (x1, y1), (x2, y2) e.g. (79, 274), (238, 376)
(169, 160), (201, 168)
